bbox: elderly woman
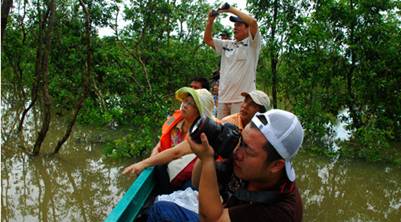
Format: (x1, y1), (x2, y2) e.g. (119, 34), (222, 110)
(123, 87), (215, 193)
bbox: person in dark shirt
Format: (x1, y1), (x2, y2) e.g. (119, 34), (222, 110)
(147, 109), (304, 222)
(191, 109), (304, 222)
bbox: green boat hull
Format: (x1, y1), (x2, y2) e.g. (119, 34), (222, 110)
(105, 167), (155, 222)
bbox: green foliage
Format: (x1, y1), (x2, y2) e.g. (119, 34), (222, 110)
(103, 126), (156, 159)
(78, 100), (114, 126)
(340, 125), (392, 162)
(250, 0), (400, 164)
(102, 95), (169, 159)
(2, 0), (400, 164)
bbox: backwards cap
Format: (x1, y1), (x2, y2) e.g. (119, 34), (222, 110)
(251, 109), (304, 181)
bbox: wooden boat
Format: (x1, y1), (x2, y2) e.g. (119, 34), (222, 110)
(105, 167), (155, 222)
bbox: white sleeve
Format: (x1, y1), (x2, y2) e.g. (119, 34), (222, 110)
(213, 38), (224, 55)
(249, 29), (262, 50)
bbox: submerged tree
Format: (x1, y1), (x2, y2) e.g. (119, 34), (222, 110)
(32, 0), (56, 156)
(1, 0), (13, 43)
(53, 0), (93, 154)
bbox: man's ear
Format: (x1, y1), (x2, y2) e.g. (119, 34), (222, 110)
(270, 159), (285, 173)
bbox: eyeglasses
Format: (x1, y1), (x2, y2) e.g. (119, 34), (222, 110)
(182, 100), (195, 107)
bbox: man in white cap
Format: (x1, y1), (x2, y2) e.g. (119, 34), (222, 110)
(204, 3), (262, 119)
(147, 109), (304, 221)
(222, 89), (270, 131)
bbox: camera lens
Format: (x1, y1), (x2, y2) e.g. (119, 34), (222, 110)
(189, 117), (240, 158)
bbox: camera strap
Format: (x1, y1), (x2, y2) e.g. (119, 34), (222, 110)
(233, 188), (282, 204)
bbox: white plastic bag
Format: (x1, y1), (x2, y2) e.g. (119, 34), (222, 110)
(155, 187), (199, 213)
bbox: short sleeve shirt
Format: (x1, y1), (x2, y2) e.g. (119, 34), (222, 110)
(216, 160), (303, 222)
(213, 30), (262, 103)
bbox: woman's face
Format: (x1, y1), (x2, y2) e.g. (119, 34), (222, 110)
(181, 96), (200, 119)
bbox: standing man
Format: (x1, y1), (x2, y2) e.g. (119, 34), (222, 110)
(204, 3), (262, 119)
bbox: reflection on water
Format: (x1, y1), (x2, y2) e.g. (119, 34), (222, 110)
(295, 152), (401, 221)
(2, 134), (401, 221)
(1, 132), (134, 222)
(1, 87), (134, 221)
(325, 108), (353, 152)
(1, 90), (400, 221)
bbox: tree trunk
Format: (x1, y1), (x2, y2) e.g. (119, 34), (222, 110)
(18, 1), (47, 133)
(346, 0), (361, 129)
(1, 0), (13, 43)
(270, 0), (278, 108)
(32, 0), (56, 156)
(53, 0), (92, 154)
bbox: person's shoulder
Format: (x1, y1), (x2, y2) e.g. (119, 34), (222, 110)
(170, 109), (183, 119)
(227, 194), (300, 222)
(164, 110), (183, 125)
(222, 113), (239, 122)
(213, 38), (224, 45)
(248, 29), (262, 44)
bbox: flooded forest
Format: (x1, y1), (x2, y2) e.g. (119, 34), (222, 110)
(2, 0), (400, 221)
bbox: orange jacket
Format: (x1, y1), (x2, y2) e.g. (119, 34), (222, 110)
(158, 110), (195, 186)
(159, 110), (184, 152)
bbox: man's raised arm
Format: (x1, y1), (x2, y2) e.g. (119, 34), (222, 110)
(204, 10), (217, 48)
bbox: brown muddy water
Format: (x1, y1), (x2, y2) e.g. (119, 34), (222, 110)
(1, 99), (401, 221)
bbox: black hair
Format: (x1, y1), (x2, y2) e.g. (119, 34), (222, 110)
(191, 77), (210, 90)
(264, 137), (283, 163)
(258, 105), (267, 113)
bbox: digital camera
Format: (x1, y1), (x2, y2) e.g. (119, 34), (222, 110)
(190, 117), (240, 158)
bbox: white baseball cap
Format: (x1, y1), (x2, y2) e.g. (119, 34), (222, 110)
(251, 109), (304, 181)
(241, 90), (271, 111)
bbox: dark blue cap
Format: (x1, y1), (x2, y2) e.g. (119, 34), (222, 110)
(229, 16), (246, 24)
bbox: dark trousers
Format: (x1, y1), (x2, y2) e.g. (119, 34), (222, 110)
(147, 201), (199, 222)
(153, 164), (196, 195)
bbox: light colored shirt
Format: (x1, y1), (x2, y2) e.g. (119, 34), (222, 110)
(170, 120), (185, 146)
(213, 30), (262, 103)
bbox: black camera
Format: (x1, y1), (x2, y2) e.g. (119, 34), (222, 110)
(189, 116), (240, 158)
(211, 2), (230, 16)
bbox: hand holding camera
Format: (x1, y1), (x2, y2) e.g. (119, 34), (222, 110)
(211, 2), (231, 17)
(189, 116), (240, 159)
(187, 133), (215, 161)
